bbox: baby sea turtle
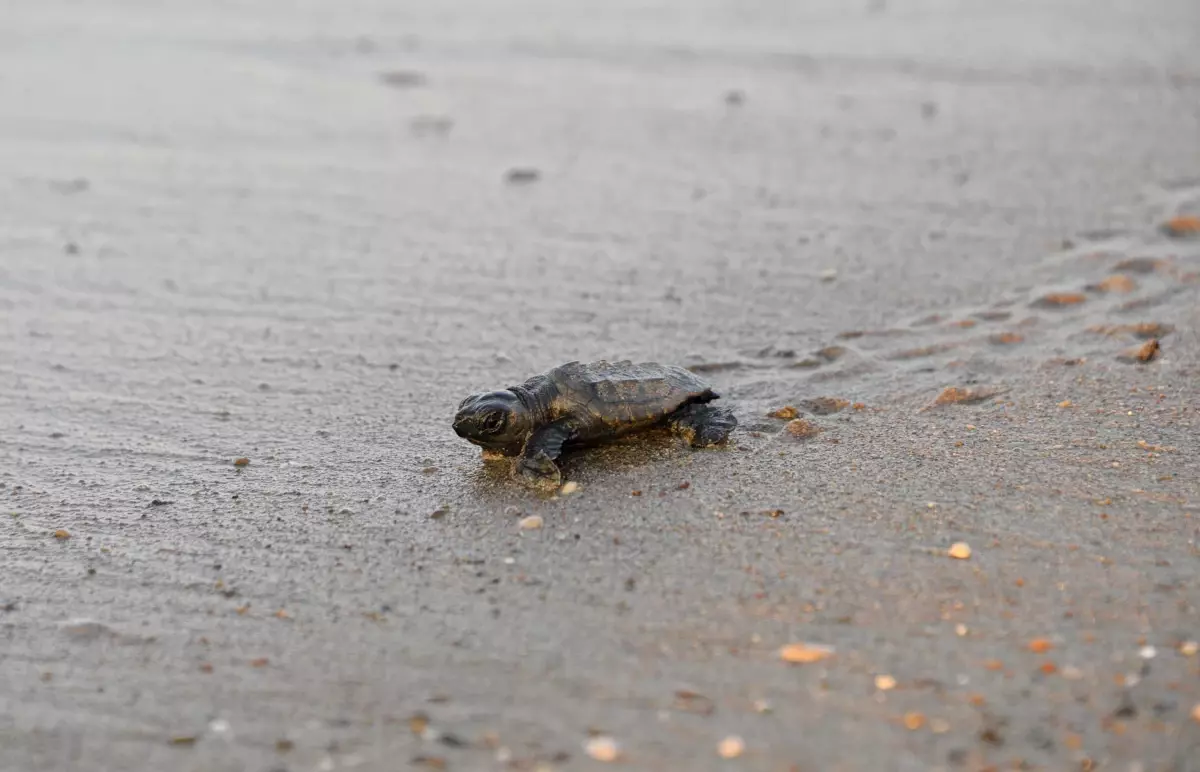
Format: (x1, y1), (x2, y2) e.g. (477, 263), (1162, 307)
(453, 360), (737, 488)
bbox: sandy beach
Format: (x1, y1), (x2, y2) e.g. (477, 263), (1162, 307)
(2, 1), (1199, 770)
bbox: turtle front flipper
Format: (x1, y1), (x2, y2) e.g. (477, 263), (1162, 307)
(669, 403), (737, 448)
(514, 419), (577, 489)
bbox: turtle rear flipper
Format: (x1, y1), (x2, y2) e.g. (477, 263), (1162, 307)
(670, 403), (737, 448)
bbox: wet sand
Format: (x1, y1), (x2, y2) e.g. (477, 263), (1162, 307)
(2, 1), (1200, 770)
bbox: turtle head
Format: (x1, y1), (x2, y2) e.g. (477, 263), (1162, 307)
(453, 390), (531, 455)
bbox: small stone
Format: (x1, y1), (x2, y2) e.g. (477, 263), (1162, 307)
(1032, 292), (1087, 308)
(1113, 257), (1169, 274)
(429, 506), (448, 520)
(560, 481), (579, 495)
(752, 699), (772, 714)
(1061, 665), (1084, 680)
(53, 529), (70, 540)
(1028, 638), (1054, 654)
(1117, 339), (1159, 364)
(767, 405), (798, 420)
(1191, 703), (1200, 724)
(233, 458), (250, 467)
(931, 387), (1001, 407)
(275, 739), (294, 753)
(815, 346), (847, 362)
(249, 657), (269, 667)
(903, 712), (926, 730)
(1162, 215), (1200, 238)
(930, 719), (950, 734)
(989, 332), (1025, 345)
(208, 719), (230, 734)
(1138, 645), (1157, 659)
(584, 735), (620, 762)
(519, 515), (544, 530)
(875, 674), (897, 691)
(168, 736), (197, 746)
(779, 641), (835, 664)
(948, 542), (971, 560)
(1180, 641), (1198, 656)
(717, 735), (745, 759)
(1058, 400), (1073, 408)
(408, 712), (430, 736)
(820, 268), (838, 282)
(1091, 274), (1137, 293)
(955, 624), (968, 637)
(783, 419), (822, 439)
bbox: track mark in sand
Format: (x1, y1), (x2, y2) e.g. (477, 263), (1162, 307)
(715, 182), (1199, 423)
(724, 185), (1199, 415)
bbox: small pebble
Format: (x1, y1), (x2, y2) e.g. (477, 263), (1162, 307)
(820, 268), (838, 282)
(752, 699), (772, 714)
(784, 419), (822, 439)
(779, 641), (835, 664)
(1061, 665), (1084, 680)
(930, 718), (950, 734)
(875, 674), (897, 691)
(560, 481), (579, 495)
(53, 529), (71, 540)
(955, 624), (968, 636)
(233, 458), (250, 467)
(948, 542), (971, 560)
(1138, 645), (1157, 659)
(584, 736), (620, 762)
(519, 515), (544, 530)
(717, 735), (745, 759)
(1180, 641), (1198, 656)
(1192, 703), (1200, 724)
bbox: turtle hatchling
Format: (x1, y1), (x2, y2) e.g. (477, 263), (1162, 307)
(453, 360), (737, 488)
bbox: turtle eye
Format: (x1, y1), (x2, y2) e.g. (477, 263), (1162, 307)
(483, 412), (506, 433)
